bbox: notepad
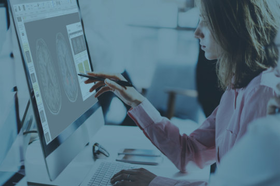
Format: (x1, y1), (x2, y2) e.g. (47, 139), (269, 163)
(117, 148), (161, 157)
(116, 154), (162, 165)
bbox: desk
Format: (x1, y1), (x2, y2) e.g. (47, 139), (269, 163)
(25, 125), (210, 185)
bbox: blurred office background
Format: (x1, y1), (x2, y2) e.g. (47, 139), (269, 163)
(0, 0), (223, 128)
(0, 0), (223, 177)
(78, 0), (212, 127)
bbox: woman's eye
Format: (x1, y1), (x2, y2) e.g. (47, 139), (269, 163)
(200, 19), (208, 26)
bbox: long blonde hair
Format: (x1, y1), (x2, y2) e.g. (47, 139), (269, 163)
(196, 0), (280, 89)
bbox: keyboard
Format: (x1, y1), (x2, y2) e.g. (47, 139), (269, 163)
(87, 162), (137, 186)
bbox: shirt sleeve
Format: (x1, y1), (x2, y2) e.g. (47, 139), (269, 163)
(128, 99), (216, 172)
(149, 176), (208, 186)
(208, 116), (280, 186)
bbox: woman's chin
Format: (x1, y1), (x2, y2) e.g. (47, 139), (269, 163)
(204, 54), (218, 60)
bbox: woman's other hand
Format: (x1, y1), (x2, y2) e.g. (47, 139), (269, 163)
(85, 72), (145, 108)
(110, 168), (157, 186)
(267, 83), (280, 115)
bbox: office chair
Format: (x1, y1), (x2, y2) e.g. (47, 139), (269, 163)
(144, 61), (205, 124)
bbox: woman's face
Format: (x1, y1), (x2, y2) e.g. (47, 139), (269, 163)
(194, 14), (223, 60)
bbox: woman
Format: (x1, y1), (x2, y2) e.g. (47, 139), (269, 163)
(208, 30), (280, 186)
(85, 0), (280, 185)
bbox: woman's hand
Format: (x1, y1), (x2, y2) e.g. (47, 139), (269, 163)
(85, 72), (145, 108)
(110, 168), (157, 186)
(267, 83), (280, 115)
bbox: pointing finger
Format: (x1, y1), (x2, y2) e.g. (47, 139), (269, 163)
(89, 81), (105, 92)
(105, 79), (126, 91)
(95, 86), (112, 97)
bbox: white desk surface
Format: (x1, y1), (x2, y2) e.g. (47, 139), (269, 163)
(25, 125), (210, 186)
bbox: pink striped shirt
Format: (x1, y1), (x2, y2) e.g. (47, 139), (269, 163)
(128, 68), (279, 186)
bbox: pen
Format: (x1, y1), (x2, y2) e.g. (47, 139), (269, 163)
(78, 73), (133, 87)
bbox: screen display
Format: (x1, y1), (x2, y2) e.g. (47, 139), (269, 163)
(11, 0), (96, 145)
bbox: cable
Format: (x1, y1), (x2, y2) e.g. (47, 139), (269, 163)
(23, 130), (38, 135)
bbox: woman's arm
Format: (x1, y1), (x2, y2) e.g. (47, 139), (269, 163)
(85, 72), (216, 171)
(128, 99), (217, 172)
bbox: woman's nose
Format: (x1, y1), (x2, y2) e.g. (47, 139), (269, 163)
(194, 26), (204, 39)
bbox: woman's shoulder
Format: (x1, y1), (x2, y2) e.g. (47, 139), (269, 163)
(259, 68), (280, 88)
(243, 68), (280, 95)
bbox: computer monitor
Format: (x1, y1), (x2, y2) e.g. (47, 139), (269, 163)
(8, 0), (100, 181)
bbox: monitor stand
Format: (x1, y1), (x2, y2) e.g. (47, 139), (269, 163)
(25, 107), (104, 185)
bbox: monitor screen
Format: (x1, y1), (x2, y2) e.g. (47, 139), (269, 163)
(9, 0), (100, 181)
